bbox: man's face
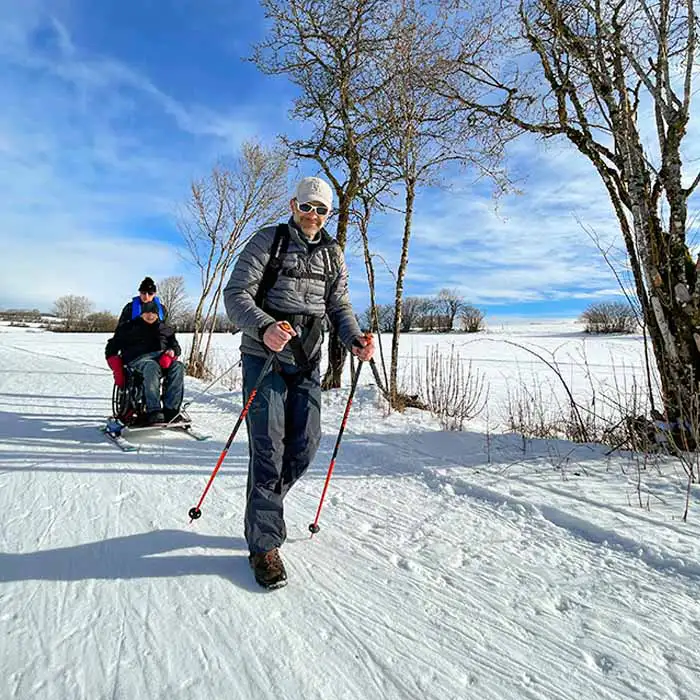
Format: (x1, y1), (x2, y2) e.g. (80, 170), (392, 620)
(139, 290), (156, 302)
(141, 311), (159, 324)
(290, 198), (330, 239)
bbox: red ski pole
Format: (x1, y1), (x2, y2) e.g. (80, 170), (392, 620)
(188, 329), (288, 522)
(308, 359), (364, 537)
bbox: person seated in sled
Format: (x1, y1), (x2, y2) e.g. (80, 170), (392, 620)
(105, 300), (185, 425)
(116, 276), (167, 327)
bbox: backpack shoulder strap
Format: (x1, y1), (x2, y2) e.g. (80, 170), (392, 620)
(154, 297), (165, 321)
(322, 242), (343, 299)
(130, 296), (141, 319)
(255, 224), (290, 307)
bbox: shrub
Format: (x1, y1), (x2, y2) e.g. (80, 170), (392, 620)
(580, 302), (637, 334)
(459, 305), (485, 333)
(415, 344), (487, 430)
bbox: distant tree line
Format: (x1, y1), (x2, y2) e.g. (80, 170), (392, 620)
(0, 309), (47, 325)
(21, 293), (633, 338)
(359, 289), (485, 333)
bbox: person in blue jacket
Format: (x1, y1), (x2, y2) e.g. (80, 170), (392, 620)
(117, 277), (167, 327)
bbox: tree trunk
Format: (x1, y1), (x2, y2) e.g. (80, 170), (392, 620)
(608, 117), (700, 444)
(187, 296), (208, 379)
(321, 330), (348, 391)
(390, 181), (415, 402)
(359, 202), (390, 396)
(322, 191), (353, 389)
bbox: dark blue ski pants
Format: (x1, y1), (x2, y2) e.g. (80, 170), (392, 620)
(242, 353), (322, 554)
(128, 352), (184, 414)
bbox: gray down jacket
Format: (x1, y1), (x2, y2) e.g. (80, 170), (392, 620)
(223, 218), (362, 366)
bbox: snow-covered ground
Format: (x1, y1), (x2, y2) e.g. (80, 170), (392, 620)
(1, 322), (699, 700)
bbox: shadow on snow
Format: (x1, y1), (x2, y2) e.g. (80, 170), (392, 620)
(0, 529), (264, 590)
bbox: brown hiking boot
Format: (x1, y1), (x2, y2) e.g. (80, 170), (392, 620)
(248, 548), (288, 590)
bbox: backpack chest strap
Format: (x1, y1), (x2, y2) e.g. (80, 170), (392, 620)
(263, 306), (324, 372)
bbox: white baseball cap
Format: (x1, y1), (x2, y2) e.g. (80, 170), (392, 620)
(294, 176), (333, 210)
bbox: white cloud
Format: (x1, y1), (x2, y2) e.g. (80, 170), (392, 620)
(349, 141), (627, 308)
(1, 233), (181, 312)
(0, 6), (263, 313)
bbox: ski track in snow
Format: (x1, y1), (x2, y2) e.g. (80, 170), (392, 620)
(1, 334), (699, 700)
(350, 430), (700, 582)
(303, 479), (700, 700)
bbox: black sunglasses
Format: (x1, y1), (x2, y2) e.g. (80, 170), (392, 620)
(297, 202), (330, 216)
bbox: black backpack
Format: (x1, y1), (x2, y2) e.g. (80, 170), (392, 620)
(255, 224), (337, 371)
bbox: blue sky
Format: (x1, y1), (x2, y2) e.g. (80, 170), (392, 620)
(1, 0), (697, 321)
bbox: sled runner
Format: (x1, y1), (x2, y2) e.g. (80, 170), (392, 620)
(100, 418), (211, 452)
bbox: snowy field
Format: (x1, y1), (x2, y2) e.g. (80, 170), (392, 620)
(1, 321), (699, 700)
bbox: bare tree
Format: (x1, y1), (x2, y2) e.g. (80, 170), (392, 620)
(157, 276), (189, 329)
(354, 188), (396, 396)
(459, 304), (485, 333)
(436, 288), (464, 331)
(581, 301), (638, 334)
(436, 0), (700, 439)
(378, 304), (396, 332)
(212, 313), (237, 333)
(177, 310), (196, 333)
(180, 141), (288, 377)
(52, 295), (93, 331)
(401, 296), (424, 332)
(358, 303), (395, 331)
(253, 0), (503, 397)
(368, 0), (504, 404)
(253, 0), (393, 389)
(358, 306), (372, 332)
(417, 297), (440, 331)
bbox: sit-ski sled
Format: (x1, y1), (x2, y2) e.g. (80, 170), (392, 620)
(100, 416), (211, 452)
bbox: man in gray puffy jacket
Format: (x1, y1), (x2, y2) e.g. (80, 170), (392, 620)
(224, 176), (374, 590)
